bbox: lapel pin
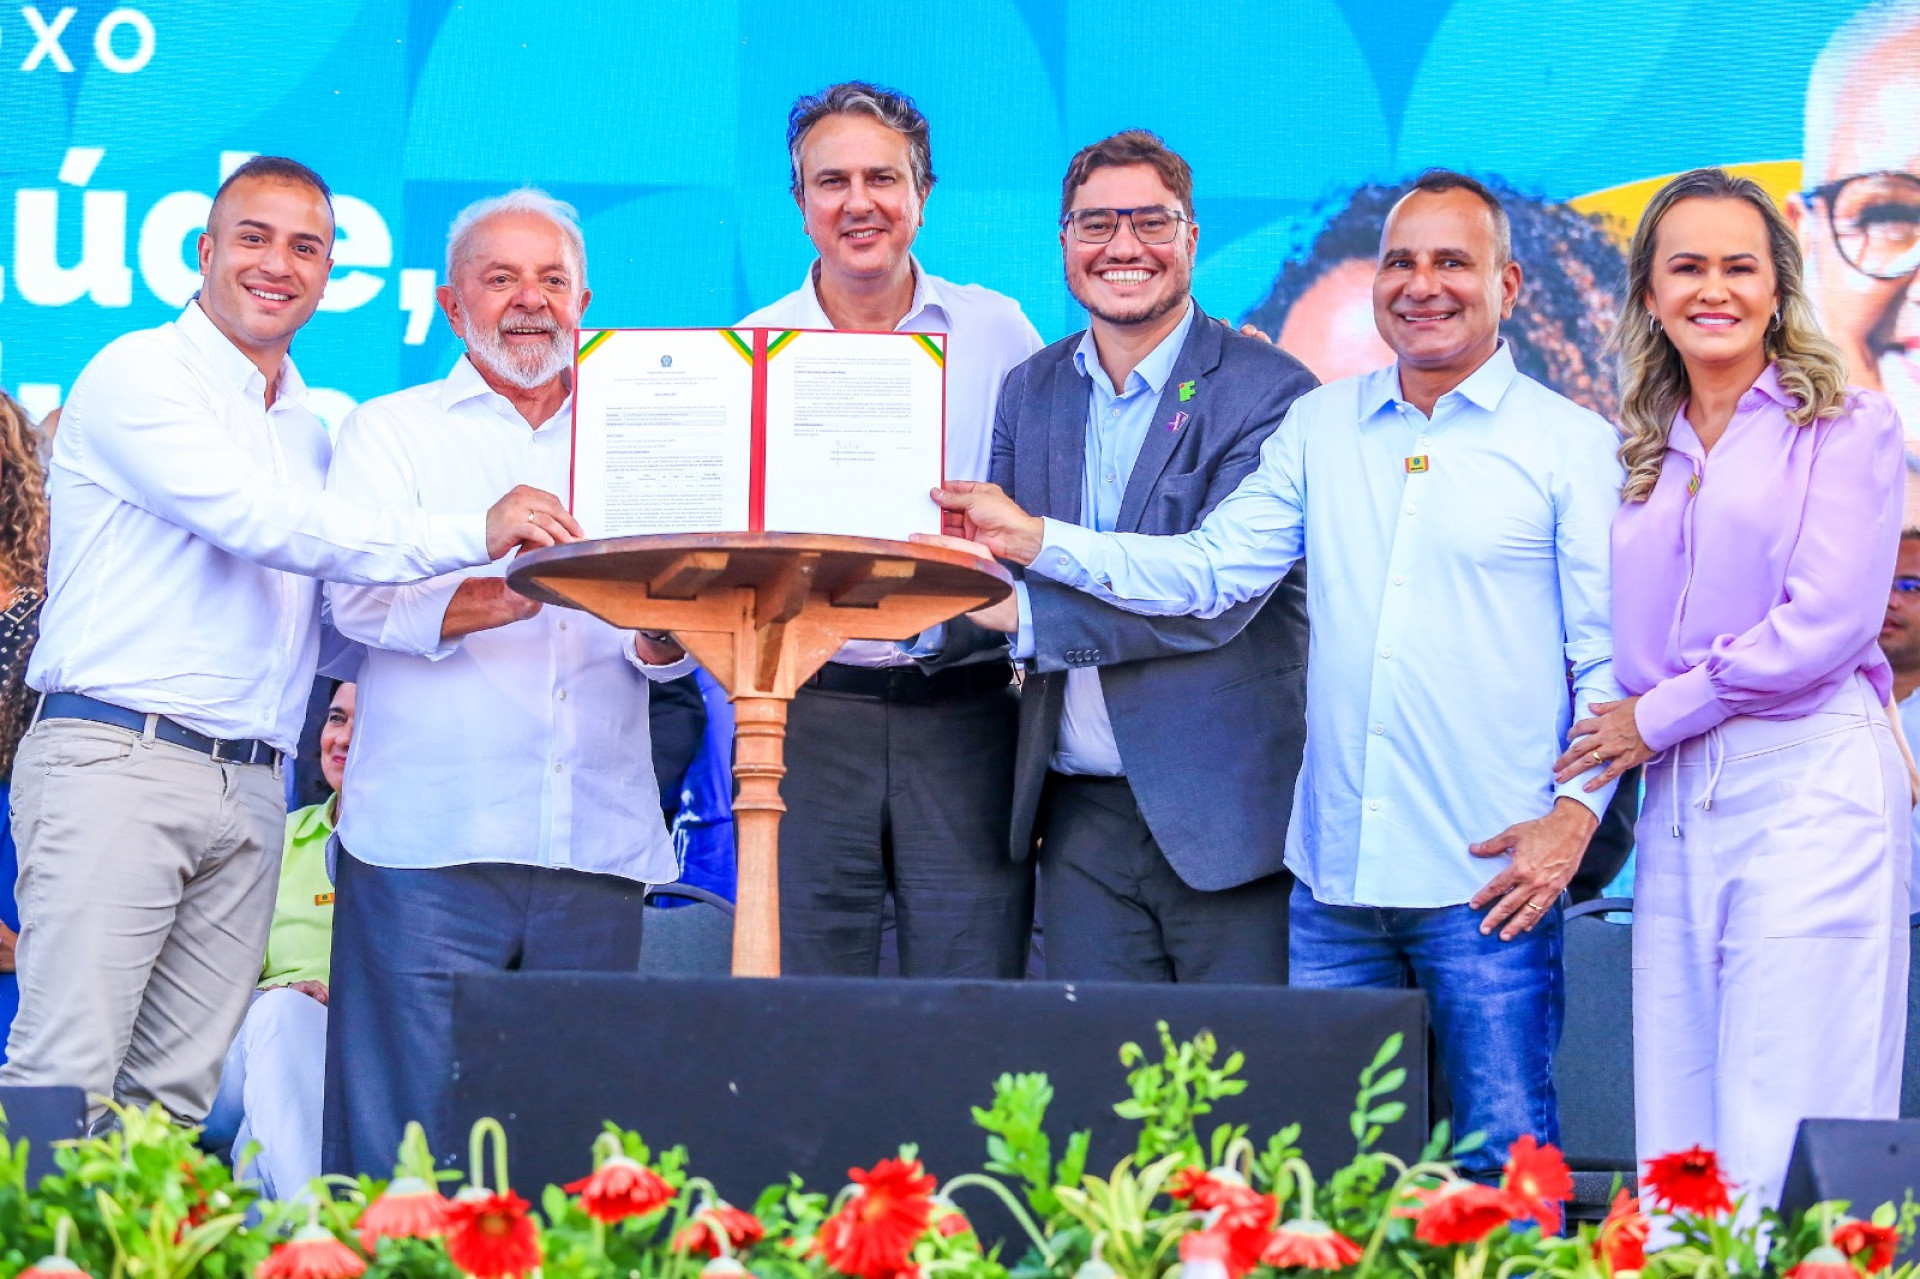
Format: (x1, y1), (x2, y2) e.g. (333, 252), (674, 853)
(1687, 473), (1700, 497)
(1404, 455), (1429, 474)
(1168, 411), (1188, 432)
(1178, 380), (1196, 402)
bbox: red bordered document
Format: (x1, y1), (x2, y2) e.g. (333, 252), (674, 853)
(569, 327), (948, 541)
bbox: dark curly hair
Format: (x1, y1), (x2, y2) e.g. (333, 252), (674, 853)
(1240, 177), (1625, 415)
(0, 392), (46, 593)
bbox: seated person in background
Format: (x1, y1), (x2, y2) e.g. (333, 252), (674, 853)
(203, 680), (352, 1199)
(1882, 529), (1920, 917)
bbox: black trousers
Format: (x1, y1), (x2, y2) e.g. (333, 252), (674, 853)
(779, 675), (1029, 977)
(320, 851), (646, 1177)
(1038, 773), (1289, 983)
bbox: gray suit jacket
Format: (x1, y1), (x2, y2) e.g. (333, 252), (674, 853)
(996, 306), (1316, 891)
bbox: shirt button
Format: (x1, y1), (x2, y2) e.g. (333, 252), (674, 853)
(557, 689), (567, 701)
(1418, 436), (1431, 446)
(1406, 504), (1417, 515)
(553, 762), (564, 774)
(1368, 800), (1381, 811)
(1393, 575), (1405, 586)
(1105, 473), (1116, 484)
(1057, 554), (1069, 567)
(558, 619), (569, 631)
(1110, 408), (1121, 418)
(1373, 724), (1384, 735)
(1380, 647), (1391, 659)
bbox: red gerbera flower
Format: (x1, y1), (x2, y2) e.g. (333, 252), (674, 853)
(19, 1257), (89, 1279)
(1260, 1220), (1364, 1271)
(1412, 1182), (1518, 1247)
(444, 1189), (542, 1279)
(1169, 1167), (1252, 1210)
(1592, 1189), (1648, 1275)
(356, 1176), (454, 1250)
(673, 1204), (766, 1257)
(1834, 1221), (1902, 1274)
(1788, 1246), (1862, 1279)
(565, 1154), (675, 1224)
(1641, 1147), (1734, 1217)
(1179, 1228), (1234, 1279)
(813, 1157), (938, 1279)
(256, 1224), (366, 1279)
(1210, 1192), (1280, 1278)
(1500, 1135), (1574, 1234)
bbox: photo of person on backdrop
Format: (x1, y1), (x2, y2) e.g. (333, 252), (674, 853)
(1241, 179), (1624, 416)
(1790, 0), (1920, 520)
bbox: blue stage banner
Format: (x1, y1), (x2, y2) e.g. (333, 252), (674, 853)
(0, 0), (1911, 456)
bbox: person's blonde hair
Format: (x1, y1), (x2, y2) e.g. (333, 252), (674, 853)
(0, 392), (46, 592)
(1615, 168), (1850, 502)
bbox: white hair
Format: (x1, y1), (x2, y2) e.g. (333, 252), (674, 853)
(1805, 0), (1920, 179)
(444, 187), (588, 290)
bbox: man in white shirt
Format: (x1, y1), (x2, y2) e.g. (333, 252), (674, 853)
(1879, 529), (1920, 917)
(738, 82), (1044, 977)
(321, 189), (693, 1176)
(0, 157), (573, 1127)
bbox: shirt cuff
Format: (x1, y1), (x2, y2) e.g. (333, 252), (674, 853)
(897, 623), (947, 660)
(429, 512), (492, 575)
(1634, 663), (1728, 752)
(1553, 772), (1617, 824)
(625, 634), (697, 681)
(1032, 518), (1104, 588)
(1011, 582), (1035, 661)
(381, 576), (464, 660)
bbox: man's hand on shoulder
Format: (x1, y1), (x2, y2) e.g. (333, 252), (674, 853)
(485, 485), (584, 558)
(441, 578), (541, 642)
(924, 481), (1044, 565)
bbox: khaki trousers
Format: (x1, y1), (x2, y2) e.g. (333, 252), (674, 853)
(0, 717), (283, 1123)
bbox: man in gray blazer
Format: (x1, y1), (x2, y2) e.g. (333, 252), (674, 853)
(955, 131), (1316, 981)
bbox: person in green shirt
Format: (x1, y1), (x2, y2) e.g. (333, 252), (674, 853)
(203, 681), (352, 1198)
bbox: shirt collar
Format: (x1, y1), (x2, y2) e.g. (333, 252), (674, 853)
(1668, 363), (1795, 460)
(1360, 340), (1519, 420)
(437, 353), (573, 427)
(1740, 362), (1792, 411)
(798, 254), (949, 331)
(291, 793), (338, 840)
(1072, 299), (1197, 397)
(177, 299), (307, 407)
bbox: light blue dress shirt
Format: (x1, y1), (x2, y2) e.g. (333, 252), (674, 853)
(1012, 302), (1195, 776)
(1033, 344), (1623, 908)
(1897, 690), (1920, 916)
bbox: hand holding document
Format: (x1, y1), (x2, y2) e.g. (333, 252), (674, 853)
(570, 327), (947, 542)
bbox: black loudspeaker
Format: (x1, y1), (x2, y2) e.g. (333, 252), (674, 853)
(0, 1085), (87, 1184)
(1781, 1119), (1920, 1261)
(451, 975), (1427, 1247)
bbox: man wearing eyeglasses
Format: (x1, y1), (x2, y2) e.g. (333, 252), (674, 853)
(1790, 3), (1920, 518)
(947, 130), (1316, 982)
(1880, 531), (1920, 917)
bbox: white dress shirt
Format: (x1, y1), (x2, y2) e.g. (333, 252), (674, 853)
(326, 356), (692, 883)
(739, 256), (1043, 666)
(1033, 344), (1623, 908)
(29, 302), (488, 753)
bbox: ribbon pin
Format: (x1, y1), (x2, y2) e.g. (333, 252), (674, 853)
(1168, 411), (1188, 432)
(1178, 380), (1196, 402)
(1404, 455), (1429, 474)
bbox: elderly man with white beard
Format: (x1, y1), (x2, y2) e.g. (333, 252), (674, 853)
(318, 189), (694, 1176)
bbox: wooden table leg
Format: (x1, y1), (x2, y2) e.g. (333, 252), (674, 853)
(730, 694), (788, 977)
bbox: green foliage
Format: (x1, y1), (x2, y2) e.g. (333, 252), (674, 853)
(1112, 1021), (1246, 1166)
(973, 1072), (1088, 1220)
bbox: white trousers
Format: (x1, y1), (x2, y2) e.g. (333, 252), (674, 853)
(212, 987), (326, 1200)
(1633, 673), (1909, 1211)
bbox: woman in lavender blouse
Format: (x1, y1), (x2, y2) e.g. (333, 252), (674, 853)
(1557, 168), (1910, 1210)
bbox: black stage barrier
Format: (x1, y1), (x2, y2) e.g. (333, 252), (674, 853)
(1782, 1118), (1920, 1263)
(452, 975), (1426, 1245)
(0, 1085), (86, 1184)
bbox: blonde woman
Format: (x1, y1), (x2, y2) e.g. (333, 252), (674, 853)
(0, 391), (49, 1059)
(1556, 168), (1908, 1208)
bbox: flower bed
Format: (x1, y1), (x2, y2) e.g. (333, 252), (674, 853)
(0, 1026), (1910, 1279)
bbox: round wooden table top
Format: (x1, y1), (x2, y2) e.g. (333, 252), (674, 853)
(506, 530), (1014, 609)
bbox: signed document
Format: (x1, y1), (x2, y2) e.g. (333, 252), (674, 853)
(571, 327), (947, 540)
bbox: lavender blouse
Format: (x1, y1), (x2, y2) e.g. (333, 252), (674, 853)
(1612, 363), (1905, 752)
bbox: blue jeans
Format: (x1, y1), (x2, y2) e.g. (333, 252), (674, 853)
(1288, 880), (1563, 1181)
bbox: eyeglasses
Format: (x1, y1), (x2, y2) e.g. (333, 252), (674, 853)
(1894, 576), (1920, 595)
(1803, 171), (1920, 280)
(1061, 205), (1194, 245)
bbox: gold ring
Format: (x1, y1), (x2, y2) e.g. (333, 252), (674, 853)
(1523, 902), (1542, 913)
(1589, 750), (1604, 766)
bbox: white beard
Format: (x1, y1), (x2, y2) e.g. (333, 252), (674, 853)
(459, 299), (572, 390)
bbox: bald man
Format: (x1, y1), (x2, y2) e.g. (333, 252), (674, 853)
(1789, 0), (1920, 518)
